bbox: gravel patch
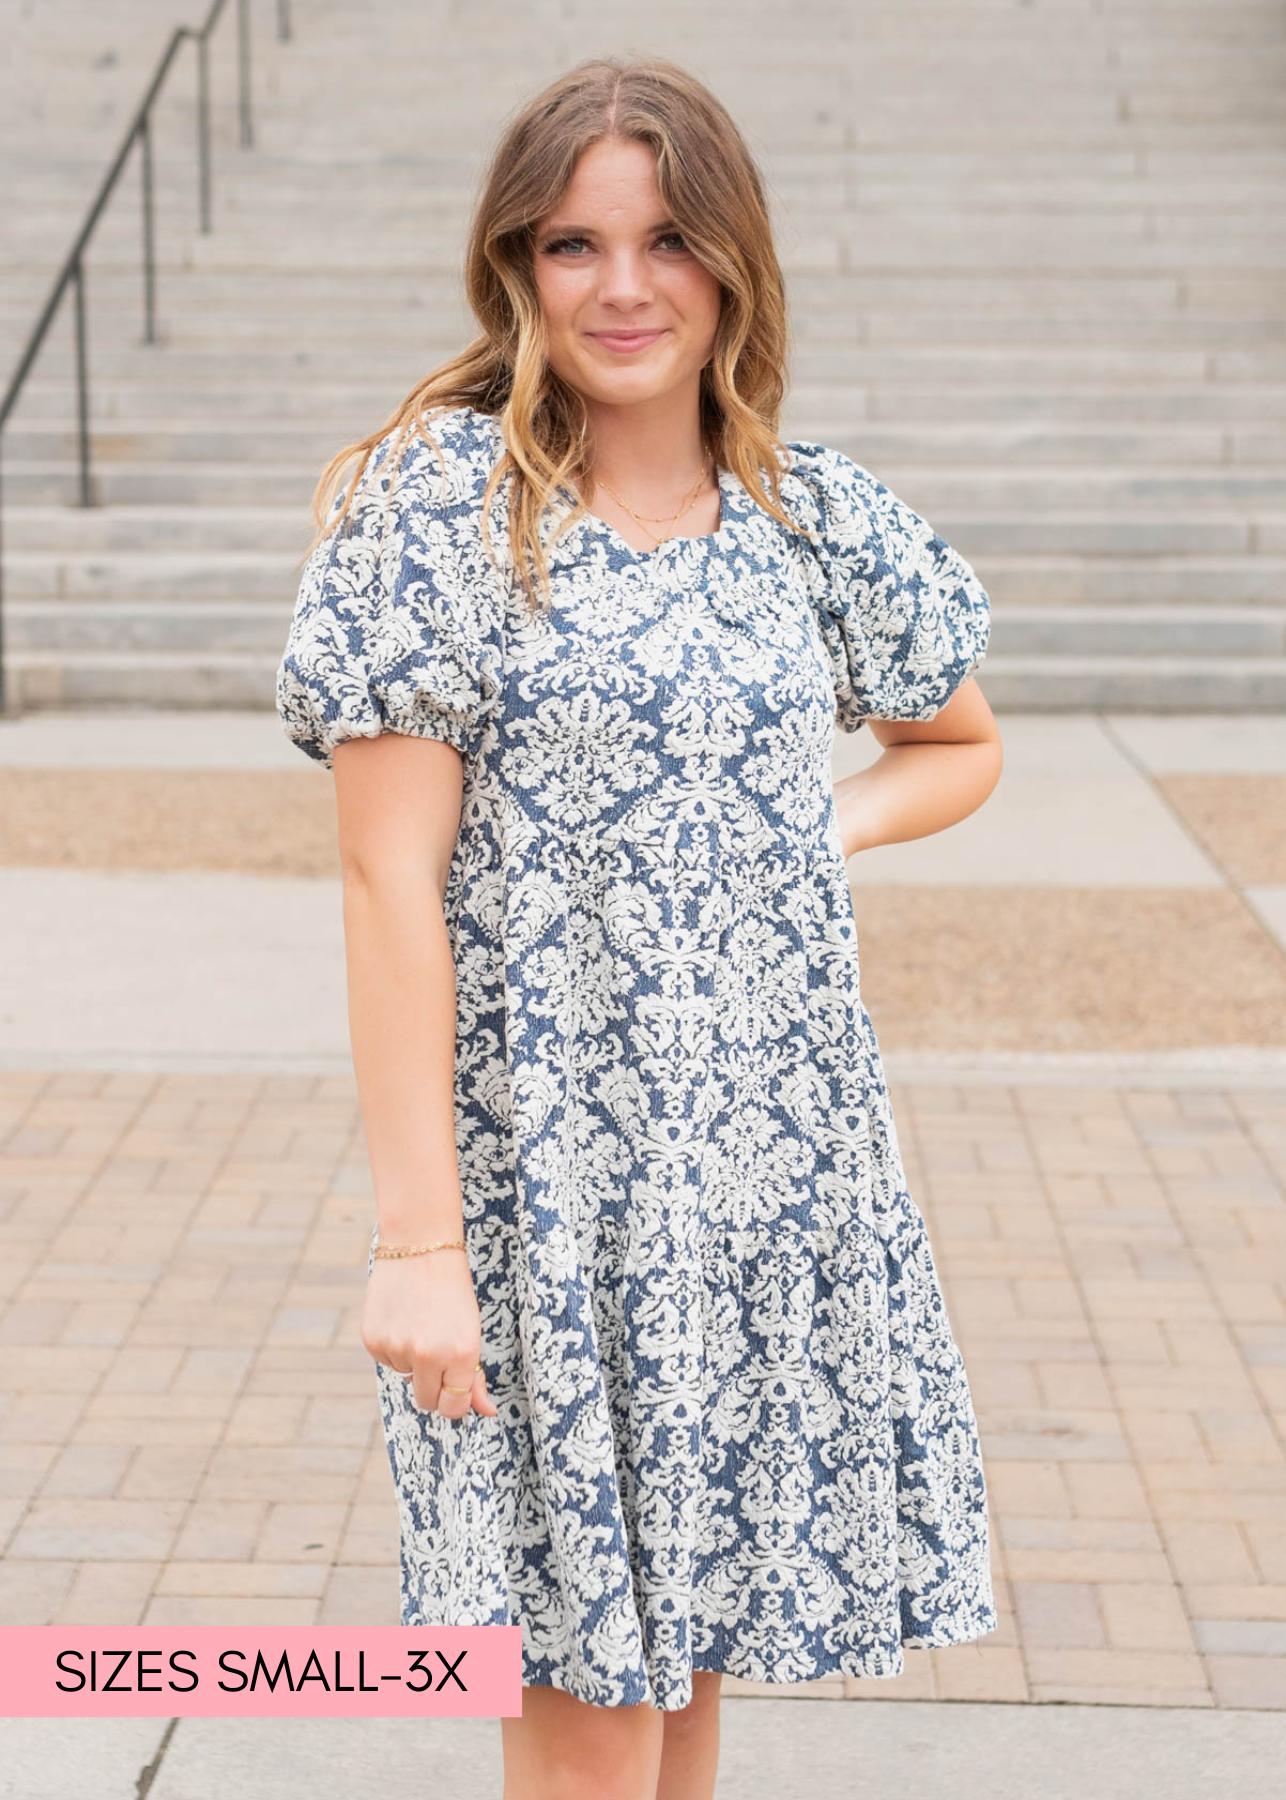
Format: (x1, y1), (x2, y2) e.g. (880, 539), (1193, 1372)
(0, 769), (340, 878)
(854, 884), (1286, 1052)
(1157, 775), (1286, 886)
(5, 771), (1284, 1054)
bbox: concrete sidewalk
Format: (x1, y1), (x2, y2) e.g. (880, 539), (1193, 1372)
(4, 1699), (1286, 1800)
(0, 706), (1284, 1068)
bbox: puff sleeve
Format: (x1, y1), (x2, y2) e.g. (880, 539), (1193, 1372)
(275, 425), (505, 771)
(785, 439), (991, 732)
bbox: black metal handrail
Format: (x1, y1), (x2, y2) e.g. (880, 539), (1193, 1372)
(0, 0), (296, 713)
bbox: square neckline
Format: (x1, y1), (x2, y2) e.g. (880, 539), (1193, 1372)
(480, 410), (753, 571)
(576, 465), (739, 563)
(561, 468), (742, 565)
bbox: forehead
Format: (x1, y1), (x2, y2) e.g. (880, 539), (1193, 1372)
(542, 138), (664, 220)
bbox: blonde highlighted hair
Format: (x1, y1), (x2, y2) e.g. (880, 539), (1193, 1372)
(302, 54), (806, 611)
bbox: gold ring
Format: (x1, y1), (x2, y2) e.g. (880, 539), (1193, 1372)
(441, 1381), (473, 1396)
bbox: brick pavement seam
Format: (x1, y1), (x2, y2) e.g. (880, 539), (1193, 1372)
(1189, 1081), (1286, 1518)
(153, 1070), (346, 1628)
(1127, 1082), (1285, 1703)
(5, 1070), (163, 1584)
(6, 1050), (1286, 1085)
(899, 1079), (1001, 1703)
(1008, 1083), (1215, 1706)
(315, 1099), (391, 1629)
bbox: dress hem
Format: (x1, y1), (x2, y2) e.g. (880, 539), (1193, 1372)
(519, 1605), (1001, 1712)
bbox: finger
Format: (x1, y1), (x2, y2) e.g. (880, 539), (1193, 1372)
(437, 1363), (476, 1420)
(389, 1353), (434, 1411)
(472, 1366), (498, 1417)
(379, 1352), (426, 1407)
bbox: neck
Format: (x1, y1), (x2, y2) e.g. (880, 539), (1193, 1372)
(582, 391), (709, 499)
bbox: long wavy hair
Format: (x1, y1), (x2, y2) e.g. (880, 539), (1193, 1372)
(301, 55), (807, 612)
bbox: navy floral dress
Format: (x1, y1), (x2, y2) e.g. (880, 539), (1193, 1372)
(276, 402), (997, 1710)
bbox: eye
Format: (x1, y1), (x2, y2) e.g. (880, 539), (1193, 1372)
(538, 231), (690, 256)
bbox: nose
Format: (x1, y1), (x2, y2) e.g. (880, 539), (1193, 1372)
(595, 246), (655, 310)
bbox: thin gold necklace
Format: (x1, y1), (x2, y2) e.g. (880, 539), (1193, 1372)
(596, 464), (709, 525)
(593, 462), (714, 548)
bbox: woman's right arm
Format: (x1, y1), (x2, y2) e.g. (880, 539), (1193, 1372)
(332, 729), (499, 1424)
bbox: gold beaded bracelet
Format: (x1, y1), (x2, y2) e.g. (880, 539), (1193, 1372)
(373, 1237), (467, 1261)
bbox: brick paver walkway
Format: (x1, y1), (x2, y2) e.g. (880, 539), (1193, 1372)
(2, 1065), (1282, 1711)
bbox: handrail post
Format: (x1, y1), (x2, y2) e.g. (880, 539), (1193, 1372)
(197, 31), (212, 233)
(140, 113), (157, 345)
(73, 260), (92, 508)
(237, 0), (253, 151)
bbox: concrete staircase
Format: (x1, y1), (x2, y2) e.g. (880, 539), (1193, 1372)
(2, 0), (1284, 711)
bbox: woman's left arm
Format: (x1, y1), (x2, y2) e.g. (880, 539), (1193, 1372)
(832, 676), (1004, 860)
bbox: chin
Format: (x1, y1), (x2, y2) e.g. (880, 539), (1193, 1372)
(576, 368), (687, 408)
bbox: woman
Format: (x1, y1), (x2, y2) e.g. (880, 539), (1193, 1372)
(277, 54), (1003, 1800)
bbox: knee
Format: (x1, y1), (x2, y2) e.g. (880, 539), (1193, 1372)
(521, 1755), (655, 1800)
(501, 1696), (663, 1800)
(665, 1671), (723, 1729)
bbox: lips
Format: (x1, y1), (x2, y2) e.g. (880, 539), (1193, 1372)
(589, 329), (667, 352)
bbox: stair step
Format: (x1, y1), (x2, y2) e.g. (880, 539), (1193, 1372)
(5, 266), (1286, 313)
(14, 343), (1286, 383)
(976, 655), (1286, 710)
(0, 506), (316, 553)
(823, 464), (1286, 509)
(979, 555), (1286, 606)
(9, 307), (1286, 350)
(11, 420), (1286, 465)
(6, 603), (291, 653)
(10, 380), (1286, 426)
(995, 606), (1286, 656)
(6, 652), (283, 710)
(8, 652), (1286, 715)
(5, 603), (1284, 661)
(7, 458), (1286, 511)
(2, 501), (1281, 557)
(1, 552), (300, 602)
(4, 548), (1284, 608)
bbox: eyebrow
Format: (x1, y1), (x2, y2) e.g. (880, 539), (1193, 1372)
(538, 218), (679, 236)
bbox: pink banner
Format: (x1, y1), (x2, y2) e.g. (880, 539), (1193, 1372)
(0, 1626), (523, 1717)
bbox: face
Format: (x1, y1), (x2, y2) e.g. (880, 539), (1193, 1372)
(532, 136), (723, 418)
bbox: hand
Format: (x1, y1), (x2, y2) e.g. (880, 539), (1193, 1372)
(361, 1250), (499, 1421)
(832, 771), (878, 861)
(832, 705), (1004, 856)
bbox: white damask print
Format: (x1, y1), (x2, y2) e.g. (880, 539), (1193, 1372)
(276, 403), (996, 1711)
